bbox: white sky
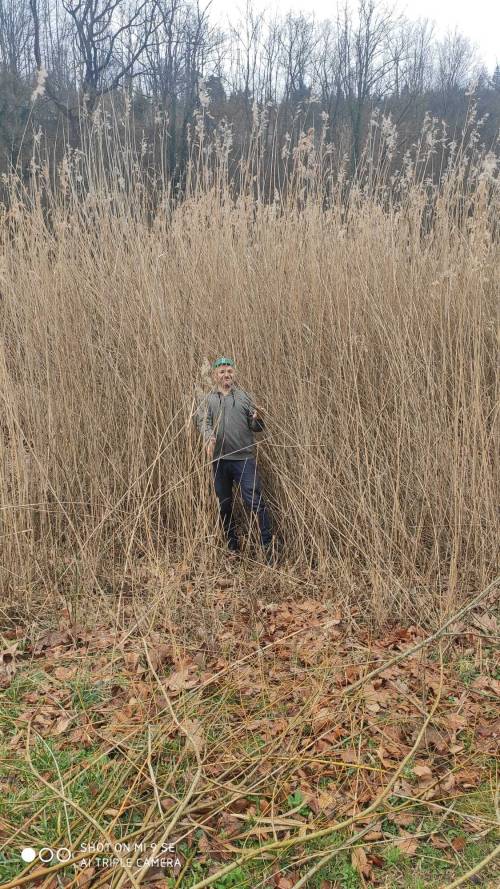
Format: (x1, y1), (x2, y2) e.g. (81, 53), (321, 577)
(210, 0), (499, 72)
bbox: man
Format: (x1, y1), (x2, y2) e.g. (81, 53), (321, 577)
(196, 357), (276, 563)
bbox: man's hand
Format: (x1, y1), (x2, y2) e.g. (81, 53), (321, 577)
(206, 437), (216, 459)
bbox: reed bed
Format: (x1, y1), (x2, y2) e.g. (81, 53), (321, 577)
(0, 102), (498, 624)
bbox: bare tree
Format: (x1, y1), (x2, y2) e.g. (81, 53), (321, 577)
(0, 0), (494, 188)
(380, 17), (435, 140)
(174, 1), (223, 168)
(142, 0), (185, 172)
(144, 0), (184, 99)
(227, 0), (265, 119)
(279, 12), (317, 107)
(259, 13), (281, 105)
(337, 0), (398, 168)
(313, 18), (344, 136)
(0, 0), (33, 77)
(141, 0), (223, 173)
(399, 18), (434, 97)
(29, 0), (158, 115)
(436, 29), (478, 112)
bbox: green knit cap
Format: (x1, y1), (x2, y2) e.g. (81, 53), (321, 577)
(212, 357), (235, 369)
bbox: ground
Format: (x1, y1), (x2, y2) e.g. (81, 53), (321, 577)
(0, 559), (498, 889)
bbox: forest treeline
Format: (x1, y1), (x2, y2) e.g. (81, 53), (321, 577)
(0, 0), (499, 193)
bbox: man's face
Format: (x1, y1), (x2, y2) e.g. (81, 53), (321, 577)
(214, 364), (235, 389)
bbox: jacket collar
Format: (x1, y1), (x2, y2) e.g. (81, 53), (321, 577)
(214, 385), (236, 405)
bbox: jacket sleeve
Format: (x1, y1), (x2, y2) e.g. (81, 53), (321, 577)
(196, 396), (215, 443)
(244, 391), (265, 432)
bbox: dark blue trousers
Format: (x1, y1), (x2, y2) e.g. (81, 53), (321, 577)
(212, 458), (272, 551)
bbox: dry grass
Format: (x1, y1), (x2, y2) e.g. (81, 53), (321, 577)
(1, 579), (499, 889)
(0, 101), (498, 626)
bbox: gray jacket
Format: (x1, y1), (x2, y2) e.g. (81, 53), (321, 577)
(195, 386), (265, 460)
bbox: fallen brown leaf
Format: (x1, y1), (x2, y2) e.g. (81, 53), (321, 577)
(33, 629), (72, 653)
(413, 763), (432, 779)
(395, 836), (419, 856)
(166, 667), (198, 693)
(351, 846), (371, 877)
(75, 866), (96, 887)
(124, 651), (142, 672)
(148, 644), (173, 672)
(160, 797), (176, 811)
(0, 643), (19, 687)
(53, 715), (72, 735)
(390, 813), (415, 827)
(179, 718), (204, 752)
(340, 748), (358, 764)
(364, 827), (383, 841)
(368, 853), (385, 868)
(430, 835), (448, 849)
(53, 666), (77, 681)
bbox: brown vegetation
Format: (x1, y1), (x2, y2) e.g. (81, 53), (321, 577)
(0, 101), (497, 624)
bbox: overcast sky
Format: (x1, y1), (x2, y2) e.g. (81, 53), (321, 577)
(210, 0), (499, 72)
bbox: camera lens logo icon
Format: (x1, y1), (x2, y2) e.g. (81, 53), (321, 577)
(21, 848), (71, 864)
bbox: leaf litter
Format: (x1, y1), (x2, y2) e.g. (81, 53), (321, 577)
(0, 576), (498, 888)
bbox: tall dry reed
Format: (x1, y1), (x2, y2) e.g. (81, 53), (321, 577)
(0, 100), (498, 624)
